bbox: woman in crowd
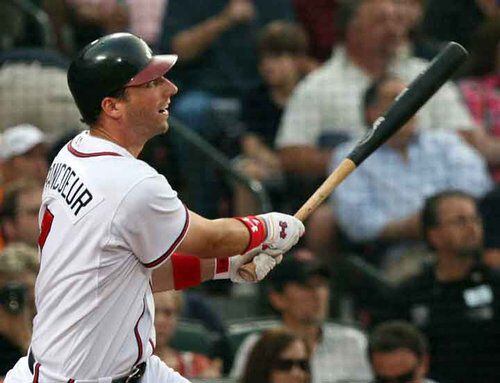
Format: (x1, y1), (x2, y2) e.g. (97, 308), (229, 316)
(241, 328), (311, 383)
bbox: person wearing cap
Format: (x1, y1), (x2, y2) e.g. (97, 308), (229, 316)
(0, 243), (39, 378)
(231, 248), (372, 383)
(4, 33), (305, 383)
(0, 124), (48, 188)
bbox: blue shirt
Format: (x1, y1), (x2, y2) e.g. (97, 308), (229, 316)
(330, 131), (493, 241)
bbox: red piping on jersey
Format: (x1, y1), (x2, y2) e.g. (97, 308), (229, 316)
(67, 141), (122, 158)
(133, 301), (146, 365)
(33, 362), (40, 383)
(142, 205), (190, 268)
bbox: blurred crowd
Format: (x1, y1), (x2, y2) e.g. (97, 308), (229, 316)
(1, 0), (500, 382)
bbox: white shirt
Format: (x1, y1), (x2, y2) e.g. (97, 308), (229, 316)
(230, 322), (373, 383)
(275, 46), (474, 149)
(31, 131), (189, 381)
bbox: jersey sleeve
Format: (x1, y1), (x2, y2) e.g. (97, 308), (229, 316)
(112, 174), (189, 269)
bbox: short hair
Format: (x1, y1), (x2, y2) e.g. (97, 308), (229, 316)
(242, 328), (310, 383)
(368, 320), (428, 360)
(257, 21), (309, 57)
(84, 86), (128, 126)
(421, 190), (476, 242)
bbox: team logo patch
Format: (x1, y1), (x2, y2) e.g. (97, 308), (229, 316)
(279, 221), (288, 239)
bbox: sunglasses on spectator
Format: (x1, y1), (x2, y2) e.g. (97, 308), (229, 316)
(273, 358), (310, 372)
(374, 366), (417, 383)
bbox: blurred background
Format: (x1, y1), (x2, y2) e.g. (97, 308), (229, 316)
(0, 0), (499, 382)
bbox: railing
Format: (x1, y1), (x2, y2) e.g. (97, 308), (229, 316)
(6, 0), (56, 48)
(169, 116), (272, 213)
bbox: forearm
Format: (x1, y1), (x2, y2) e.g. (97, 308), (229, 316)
(279, 146), (331, 175)
(177, 214), (251, 258)
(171, 13), (232, 61)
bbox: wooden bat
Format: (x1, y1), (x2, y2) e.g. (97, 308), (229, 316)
(238, 41), (469, 282)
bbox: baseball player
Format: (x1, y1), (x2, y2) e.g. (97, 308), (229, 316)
(4, 33), (304, 383)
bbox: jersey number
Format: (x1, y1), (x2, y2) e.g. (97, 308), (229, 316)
(38, 209), (54, 250)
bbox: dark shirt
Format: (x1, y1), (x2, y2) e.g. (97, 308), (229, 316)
(0, 333), (24, 376)
(160, 0), (294, 97)
(395, 262), (500, 383)
(241, 83), (282, 148)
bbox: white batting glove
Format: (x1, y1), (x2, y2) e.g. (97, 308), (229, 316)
(228, 251), (283, 283)
(257, 212), (305, 256)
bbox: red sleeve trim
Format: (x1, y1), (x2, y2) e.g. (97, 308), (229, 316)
(142, 205), (190, 268)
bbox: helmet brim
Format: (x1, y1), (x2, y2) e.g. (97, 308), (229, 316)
(125, 54), (178, 87)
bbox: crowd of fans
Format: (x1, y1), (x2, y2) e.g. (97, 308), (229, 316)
(0, 0), (499, 382)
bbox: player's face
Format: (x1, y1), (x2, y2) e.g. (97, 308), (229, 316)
(371, 348), (426, 383)
(270, 339), (310, 383)
(122, 76), (178, 139)
(431, 196), (483, 256)
(278, 276), (329, 326)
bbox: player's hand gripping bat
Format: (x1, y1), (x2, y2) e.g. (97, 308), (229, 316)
(238, 41), (469, 282)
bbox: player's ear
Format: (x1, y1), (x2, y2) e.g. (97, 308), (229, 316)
(101, 96), (125, 120)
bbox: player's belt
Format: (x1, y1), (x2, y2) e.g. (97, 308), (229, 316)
(28, 350), (147, 382)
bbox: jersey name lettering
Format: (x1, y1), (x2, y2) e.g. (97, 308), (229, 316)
(45, 162), (93, 216)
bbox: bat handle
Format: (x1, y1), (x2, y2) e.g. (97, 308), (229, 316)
(237, 159), (357, 282)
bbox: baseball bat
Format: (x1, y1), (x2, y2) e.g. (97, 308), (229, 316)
(238, 41), (468, 281)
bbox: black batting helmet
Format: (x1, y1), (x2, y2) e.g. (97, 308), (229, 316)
(67, 33), (177, 124)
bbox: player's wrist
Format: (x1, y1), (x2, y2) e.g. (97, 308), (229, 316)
(235, 216), (267, 253)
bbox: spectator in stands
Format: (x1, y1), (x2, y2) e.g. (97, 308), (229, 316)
(0, 64), (84, 139)
(325, 76), (492, 278)
(393, 190), (500, 383)
(160, 0), (294, 217)
(0, 124), (48, 188)
(231, 248), (372, 383)
(234, 20), (314, 215)
(459, 18), (500, 182)
(368, 320), (437, 383)
(275, 0), (477, 179)
(153, 291), (223, 379)
(0, 181), (43, 249)
(0, 243), (39, 377)
(241, 327), (311, 383)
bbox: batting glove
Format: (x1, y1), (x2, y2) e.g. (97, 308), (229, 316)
(228, 251), (283, 283)
(257, 212), (304, 256)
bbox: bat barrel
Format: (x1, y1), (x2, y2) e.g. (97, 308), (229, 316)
(348, 42), (468, 166)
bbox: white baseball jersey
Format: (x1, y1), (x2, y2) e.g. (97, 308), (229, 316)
(29, 131), (189, 381)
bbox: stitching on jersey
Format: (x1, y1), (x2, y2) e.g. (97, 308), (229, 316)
(67, 141), (122, 158)
(142, 204), (190, 268)
(133, 300), (146, 365)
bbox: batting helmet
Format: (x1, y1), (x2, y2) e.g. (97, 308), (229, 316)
(67, 33), (177, 124)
